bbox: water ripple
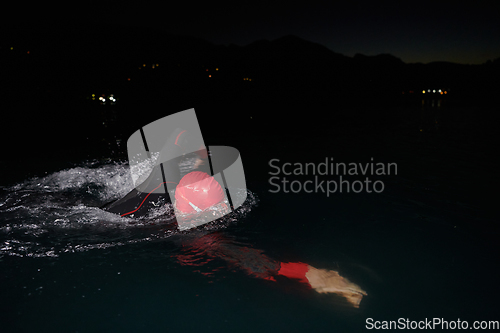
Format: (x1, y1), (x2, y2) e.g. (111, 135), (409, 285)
(0, 160), (257, 258)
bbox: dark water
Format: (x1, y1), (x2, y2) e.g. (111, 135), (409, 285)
(1, 98), (499, 332)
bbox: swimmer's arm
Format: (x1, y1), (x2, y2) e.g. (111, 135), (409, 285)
(275, 262), (367, 308)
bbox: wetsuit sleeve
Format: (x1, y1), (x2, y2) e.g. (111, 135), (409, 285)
(272, 262), (312, 288)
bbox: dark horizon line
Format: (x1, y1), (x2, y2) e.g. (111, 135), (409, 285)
(2, 22), (499, 66)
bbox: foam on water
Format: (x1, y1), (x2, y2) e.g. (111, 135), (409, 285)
(0, 160), (257, 258)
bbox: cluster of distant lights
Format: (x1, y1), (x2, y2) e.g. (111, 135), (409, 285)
(139, 63), (160, 69)
(91, 94), (117, 103)
(206, 68), (219, 78)
(422, 89), (447, 95)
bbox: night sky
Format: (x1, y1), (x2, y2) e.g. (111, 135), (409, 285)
(9, 1), (500, 64)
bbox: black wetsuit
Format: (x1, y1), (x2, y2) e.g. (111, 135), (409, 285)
(101, 128), (209, 218)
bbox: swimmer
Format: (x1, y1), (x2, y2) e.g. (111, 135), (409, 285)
(101, 128), (214, 219)
(101, 122), (367, 306)
(175, 232), (368, 308)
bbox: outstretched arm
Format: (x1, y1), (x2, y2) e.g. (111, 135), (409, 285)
(174, 233), (367, 308)
(273, 262), (367, 308)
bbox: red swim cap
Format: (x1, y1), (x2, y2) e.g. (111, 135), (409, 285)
(175, 171), (225, 213)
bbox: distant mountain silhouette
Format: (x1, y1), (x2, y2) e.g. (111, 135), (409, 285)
(2, 23), (499, 151)
(1, 23), (498, 107)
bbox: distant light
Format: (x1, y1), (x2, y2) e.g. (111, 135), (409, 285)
(444, 91), (447, 94)
(216, 68), (218, 71)
(409, 90), (414, 94)
(206, 69), (208, 71)
(440, 92), (443, 95)
(422, 90), (426, 94)
(92, 94), (95, 97)
(208, 75), (211, 77)
(249, 79), (252, 81)
(152, 64), (155, 68)
(27, 51), (30, 54)
(433, 90), (436, 93)
(10, 47), (13, 50)
(428, 89), (431, 93)
(127, 78), (131, 81)
(156, 64), (159, 67)
(143, 64), (146, 67)
(438, 89), (442, 92)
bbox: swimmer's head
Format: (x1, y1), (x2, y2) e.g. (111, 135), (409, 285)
(175, 171), (225, 214)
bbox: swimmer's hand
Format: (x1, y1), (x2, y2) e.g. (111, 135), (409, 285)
(305, 265), (367, 308)
(193, 157), (204, 169)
